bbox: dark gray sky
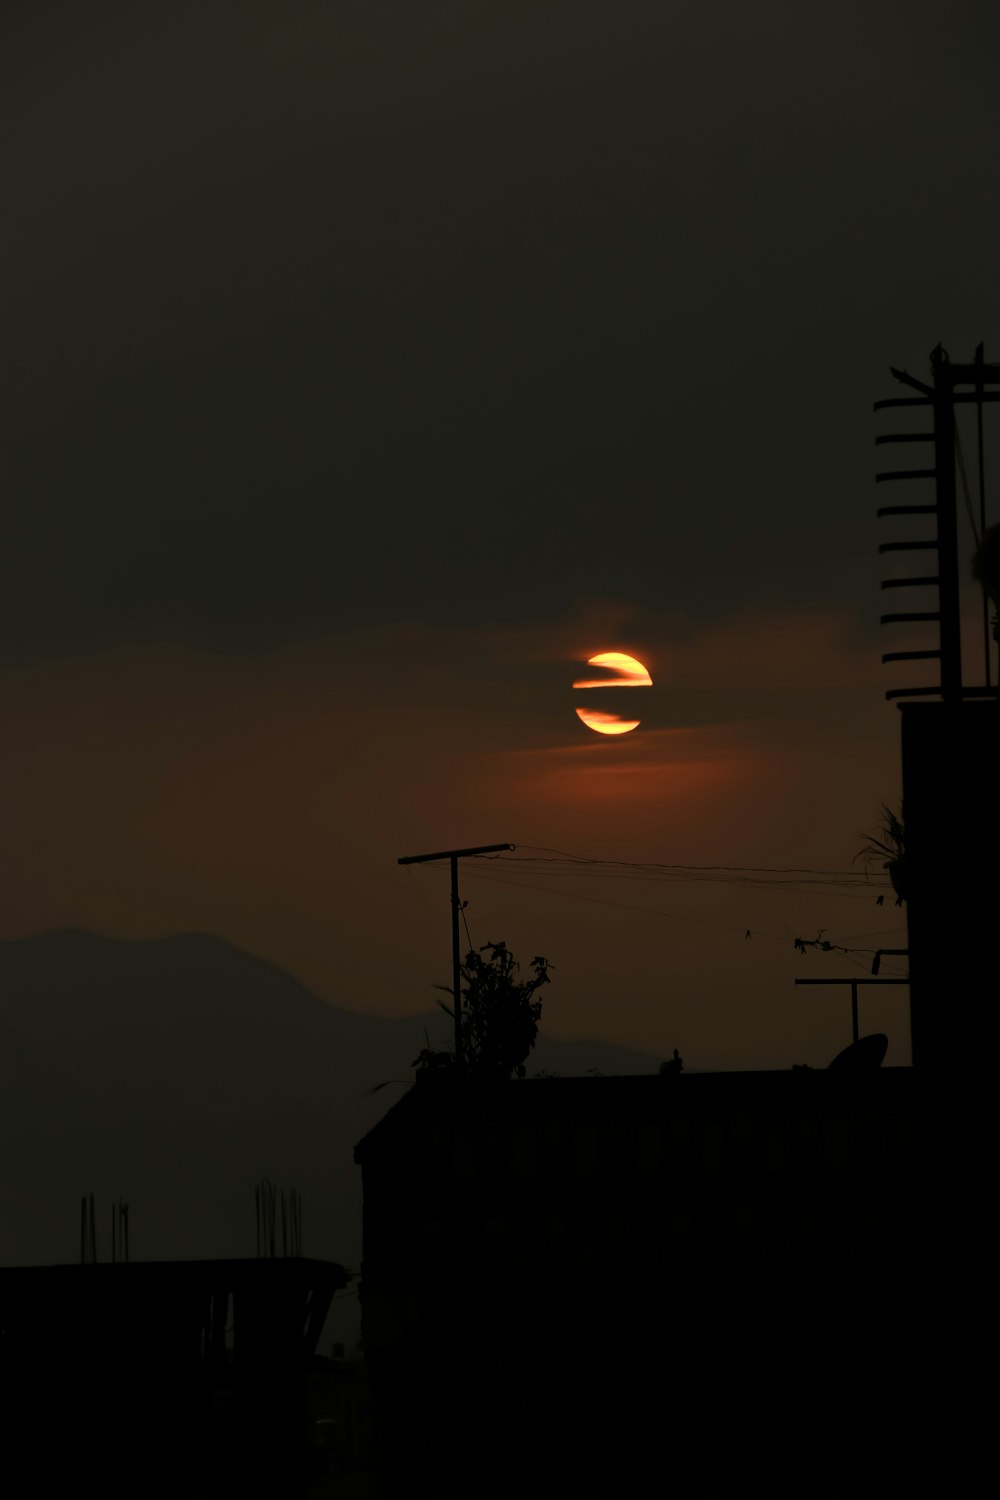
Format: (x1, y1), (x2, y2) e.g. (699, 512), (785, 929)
(2, 3), (997, 1068)
(4, 1), (997, 654)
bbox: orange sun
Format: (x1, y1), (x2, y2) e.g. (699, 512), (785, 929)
(575, 708), (642, 735)
(573, 652), (652, 735)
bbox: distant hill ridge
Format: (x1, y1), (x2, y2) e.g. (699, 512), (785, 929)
(0, 928), (659, 1344)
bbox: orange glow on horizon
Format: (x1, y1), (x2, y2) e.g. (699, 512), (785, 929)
(572, 651), (653, 689)
(575, 707), (641, 735)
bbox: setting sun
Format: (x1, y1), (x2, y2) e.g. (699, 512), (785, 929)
(572, 652), (653, 689)
(573, 651), (652, 734)
(574, 708), (642, 735)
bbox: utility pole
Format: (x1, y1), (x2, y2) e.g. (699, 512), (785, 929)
(397, 842), (513, 1071)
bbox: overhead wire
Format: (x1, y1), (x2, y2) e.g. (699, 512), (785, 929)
(416, 862), (911, 979)
(510, 843), (873, 878)
(835, 925), (908, 943)
(401, 841), (907, 980)
(494, 873), (880, 901)
(488, 846), (887, 894)
(828, 946), (908, 979)
(492, 862), (876, 890)
(450, 861), (788, 942)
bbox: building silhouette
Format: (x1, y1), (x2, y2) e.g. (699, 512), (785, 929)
(354, 1065), (930, 1497)
(0, 1257), (349, 1496)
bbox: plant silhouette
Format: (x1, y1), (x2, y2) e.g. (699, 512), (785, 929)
(854, 802), (906, 905)
(413, 940), (551, 1079)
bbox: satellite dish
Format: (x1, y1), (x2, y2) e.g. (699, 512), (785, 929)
(827, 1033), (889, 1072)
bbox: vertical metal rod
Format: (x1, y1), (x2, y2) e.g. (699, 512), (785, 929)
(450, 855), (462, 1072)
(975, 342), (991, 687)
(850, 981), (859, 1045)
(932, 347), (962, 701)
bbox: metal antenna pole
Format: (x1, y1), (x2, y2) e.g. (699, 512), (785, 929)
(931, 346), (962, 702)
(397, 842), (514, 1071)
(449, 855), (461, 1067)
(975, 343), (991, 688)
(795, 976), (910, 1048)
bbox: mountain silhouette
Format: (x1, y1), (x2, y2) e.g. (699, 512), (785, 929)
(0, 929), (658, 1349)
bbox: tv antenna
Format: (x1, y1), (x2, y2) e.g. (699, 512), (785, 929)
(875, 343), (999, 700)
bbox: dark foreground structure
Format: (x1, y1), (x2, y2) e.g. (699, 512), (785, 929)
(0, 1257), (349, 1496)
(356, 1069), (940, 1498)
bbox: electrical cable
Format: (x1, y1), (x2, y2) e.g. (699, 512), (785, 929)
(403, 837), (906, 984)
(446, 862), (789, 943)
(421, 861), (911, 978)
(483, 858), (883, 899)
(511, 844), (871, 878)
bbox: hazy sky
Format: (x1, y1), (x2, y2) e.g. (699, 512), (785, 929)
(3, 1), (998, 1068)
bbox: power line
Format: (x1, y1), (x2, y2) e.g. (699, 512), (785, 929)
(414, 854), (907, 967)
(498, 859), (874, 885)
(476, 864), (885, 904)
(488, 850), (887, 896)
(835, 925), (908, 943)
(489, 865), (881, 898)
(436, 862), (789, 943)
(511, 844), (876, 879)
